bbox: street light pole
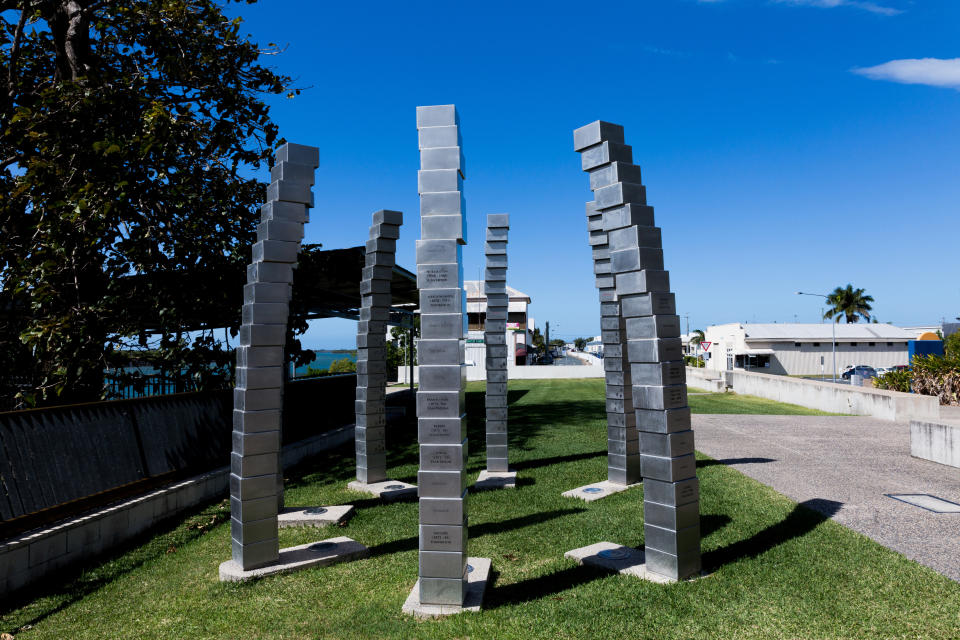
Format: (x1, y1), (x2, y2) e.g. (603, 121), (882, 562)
(797, 291), (837, 383)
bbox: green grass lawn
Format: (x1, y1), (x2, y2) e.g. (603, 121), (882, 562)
(2, 379), (956, 639)
(688, 391), (840, 415)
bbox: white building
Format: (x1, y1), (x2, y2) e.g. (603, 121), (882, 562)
(585, 335), (603, 355)
(463, 281), (532, 368)
(704, 323), (915, 376)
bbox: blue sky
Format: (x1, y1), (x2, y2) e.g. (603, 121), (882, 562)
(228, 0), (959, 349)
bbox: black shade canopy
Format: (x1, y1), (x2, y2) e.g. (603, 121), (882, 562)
(107, 246), (418, 332)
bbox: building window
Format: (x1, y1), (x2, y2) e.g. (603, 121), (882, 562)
(850, 342), (857, 347)
(887, 342), (893, 346)
(813, 342), (820, 347)
(794, 342), (802, 348)
(868, 342), (876, 347)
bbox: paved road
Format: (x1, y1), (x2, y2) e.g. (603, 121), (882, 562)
(693, 414), (960, 581)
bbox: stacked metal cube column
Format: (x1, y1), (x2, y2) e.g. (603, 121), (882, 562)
(484, 214), (510, 472)
(583, 193), (639, 482)
(355, 210), (403, 484)
(574, 121), (700, 580)
(415, 104), (470, 605)
(231, 142), (318, 571)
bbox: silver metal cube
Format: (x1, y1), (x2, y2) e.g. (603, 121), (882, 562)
(639, 430), (695, 458)
(573, 120), (625, 151)
(615, 269), (670, 295)
(418, 417), (467, 444)
(418, 263), (463, 289)
(644, 477), (699, 507)
(418, 470), (468, 498)
(420, 441), (468, 471)
(639, 453), (697, 482)
(420, 491), (467, 525)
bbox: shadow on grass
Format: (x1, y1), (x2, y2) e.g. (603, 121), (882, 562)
(485, 564), (611, 609)
(509, 450), (606, 472)
(697, 457), (777, 468)
(704, 498), (841, 571)
(364, 508), (585, 559)
(700, 513), (733, 538)
(469, 476), (536, 492)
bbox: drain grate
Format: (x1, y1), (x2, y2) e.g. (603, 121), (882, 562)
(886, 494), (960, 514)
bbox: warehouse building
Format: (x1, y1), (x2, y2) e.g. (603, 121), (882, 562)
(703, 323), (915, 376)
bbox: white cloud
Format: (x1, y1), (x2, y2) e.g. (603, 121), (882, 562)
(773, 0), (902, 16)
(852, 58), (960, 89)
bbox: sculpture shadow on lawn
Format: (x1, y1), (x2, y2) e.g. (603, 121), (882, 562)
(363, 508), (587, 560)
(697, 457), (777, 469)
(486, 500), (839, 608)
(703, 498), (842, 571)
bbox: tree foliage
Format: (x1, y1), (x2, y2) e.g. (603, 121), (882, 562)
(387, 317), (418, 380)
(689, 329), (705, 347)
(944, 331), (960, 359)
(573, 336), (587, 351)
(327, 357), (356, 374)
(823, 284), (874, 324)
(0, 1), (289, 405)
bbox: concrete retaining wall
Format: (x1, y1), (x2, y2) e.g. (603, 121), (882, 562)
(721, 369), (939, 421)
(684, 367), (725, 392)
(910, 420), (960, 468)
(399, 358), (606, 383)
(0, 424), (354, 598)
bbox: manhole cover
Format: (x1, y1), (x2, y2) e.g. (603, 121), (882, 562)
(467, 564), (474, 573)
(598, 548), (631, 560)
(886, 494), (960, 513)
(385, 484), (406, 490)
(304, 507), (328, 515)
(583, 487), (604, 494)
(309, 542), (336, 552)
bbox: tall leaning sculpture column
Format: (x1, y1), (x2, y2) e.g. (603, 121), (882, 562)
(561, 160), (640, 502)
(220, 142), (368, 581)
(565, 121), (700, 582)
(403, 104), (491, 615)
(347, 210), (417, 499)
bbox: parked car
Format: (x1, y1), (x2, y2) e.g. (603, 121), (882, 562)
(875, 367), (890, 375)
(841, 365), (877, 380)
(890, 365), (910, 372)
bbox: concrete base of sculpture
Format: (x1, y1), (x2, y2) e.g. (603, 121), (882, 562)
(474, 470), (517, 491)
(347, 479), (417, 500)
(278, 505), (354, 528)
(562, 480), (640, 502)
(565, 542), (706, 584)
(219, 536), (368, 582)
(401, 557), (492, 618)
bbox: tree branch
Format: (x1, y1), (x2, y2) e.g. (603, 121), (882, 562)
(7, 9), (27, 98)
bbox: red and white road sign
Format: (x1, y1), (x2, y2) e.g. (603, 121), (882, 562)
(700, 341), (712, 351)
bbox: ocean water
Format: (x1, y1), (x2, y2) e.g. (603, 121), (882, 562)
(293, 351), (357, 376)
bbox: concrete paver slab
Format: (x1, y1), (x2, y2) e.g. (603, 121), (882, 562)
(693, 414), (960, 581)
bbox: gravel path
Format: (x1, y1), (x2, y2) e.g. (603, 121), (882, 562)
(693, 414), (960, 581)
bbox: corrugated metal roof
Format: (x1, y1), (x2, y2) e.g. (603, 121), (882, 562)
(463, 280), (531, 302)
(740, 323), (915, 341)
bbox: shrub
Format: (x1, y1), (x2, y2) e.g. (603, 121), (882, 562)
(872, 370), (912, 393)
(944, 331), (960, 359)
(910, 354), (960, 406)
(684, 355), (705, 368)
(328, 358), (357, 374)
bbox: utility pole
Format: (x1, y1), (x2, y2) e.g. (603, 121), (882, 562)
(545, 321), (550, 360)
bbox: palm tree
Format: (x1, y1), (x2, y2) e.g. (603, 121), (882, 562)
(689, 329), (705, 348)
(689, 329), (705, 364)
(823, 284), (874, 323)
